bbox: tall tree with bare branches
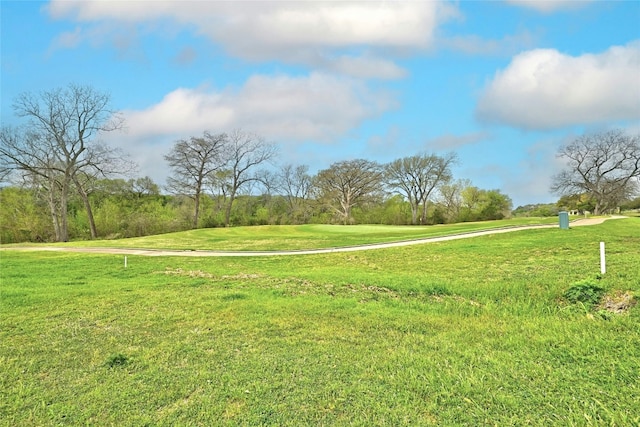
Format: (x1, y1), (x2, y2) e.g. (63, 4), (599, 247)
(384, 152), (457, 224)
(276, 164), (313, 223)
(314, 159), (383, 225)
(0, 85), (129, 241)
(164, 131), (228, 228)
(551, 129), (640, 215)
(220, 129), (277, 227)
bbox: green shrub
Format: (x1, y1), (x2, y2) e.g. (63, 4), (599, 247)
(563, 281), (606, 306)
(105, 353), (129, 368)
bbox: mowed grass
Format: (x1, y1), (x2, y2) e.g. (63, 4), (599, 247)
(1, 219), (639, 426)
(6, 217), (559, 251)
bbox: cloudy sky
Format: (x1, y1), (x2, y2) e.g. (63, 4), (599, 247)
(2, 0), (639, 207)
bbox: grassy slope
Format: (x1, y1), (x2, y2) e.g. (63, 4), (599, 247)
(1, 219), (639, 426)
(5, 218), (559, 251)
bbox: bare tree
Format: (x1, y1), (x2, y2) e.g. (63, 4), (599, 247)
(1, 85), (128, 241)
(165, 131), (228, 228)
(437, 178), (471, 223)
(313, 159), (383, 225)
(1, 127), (68, 240)
(551, 129), (640, 215)
(220, 129), (277, 226)
(276, 164), (313, 223)
(248, 169), (277, 224)
(206, 169), (233, 220)
(385, 153), (457, 225)
(129, 176), (160, 198)
(72, 143), (136, 238)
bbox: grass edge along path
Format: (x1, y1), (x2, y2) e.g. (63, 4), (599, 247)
(0, 216), (624, 256)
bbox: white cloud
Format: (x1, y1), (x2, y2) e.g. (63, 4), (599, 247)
(119, 73), (395, 143)
(122, 88), (234, 138)
(207, 2), (444, 55)
(328, 55), (408, 80)
(476, 42), (640, 129)
(102, 72), (395, 185)
(46, 1), (456, 79)
(47, 1), (445, 49)
(505, 0), (592, 13)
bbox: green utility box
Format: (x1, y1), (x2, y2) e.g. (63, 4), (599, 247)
(559, 211), (570, 229)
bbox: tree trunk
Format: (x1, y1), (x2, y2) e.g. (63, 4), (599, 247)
(59, 186), (69, 242)
(74, 177), (98, 239)
(224, 189), (237, 227)
(47, 190), (62, 242)
(82, 191), (98, 239)
(410, 204), (418, 225)
(420, 200), (428, 225)
(340, 196), (351, 225)
(193, 189), (201, 229)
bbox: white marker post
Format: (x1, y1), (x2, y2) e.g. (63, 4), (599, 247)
(600, 242), (606, 275)
(124, 256), (128, 269)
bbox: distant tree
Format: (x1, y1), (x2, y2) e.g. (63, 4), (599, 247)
(220, 129), (277, 227)
(384, 153), (457, 224)
(0, 85), (128, 241)
(380, 194), (411, 225)
(460, 185), (483, 221)
(276, 164), (313, 224)
(0, 127), (65, 237)
(512, 203), (558, 217)
(313, 159), (383, 225)
(164, 131), (228, 228)
(252, 169), (281, 224)
(556, 193), (596, 213)
(206, 168), (233, 223)
(0, 186), (52, 243)
(457, 185), (512, 221)
(480, 189), (513, 220)
(620, 196), (640, 210)
(71, 142), (136, 238)
(129, 176), (160, 197)
(551, 129), (640, 215)
(437, 178), (470, 223)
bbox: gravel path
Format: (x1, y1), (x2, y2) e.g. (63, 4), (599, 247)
(3, 216), (627, 257)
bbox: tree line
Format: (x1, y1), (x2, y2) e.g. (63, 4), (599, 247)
(2, 85), (638, 243)
(0, 173), (515, 243)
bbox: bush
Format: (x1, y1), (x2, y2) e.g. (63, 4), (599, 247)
(105, 353), (129, 368)
(563, 281), (606, 306)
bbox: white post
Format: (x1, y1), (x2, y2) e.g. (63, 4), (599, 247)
(124, 256), (128, 269)
(600, 242), (606, 275)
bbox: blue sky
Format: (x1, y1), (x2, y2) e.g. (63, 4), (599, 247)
(2, 1), (639, 207)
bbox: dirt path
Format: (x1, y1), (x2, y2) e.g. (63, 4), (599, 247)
(3, 216), (627, 257)
(567, 215), (627, 226)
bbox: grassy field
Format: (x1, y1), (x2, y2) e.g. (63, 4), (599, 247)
(1, 218), (639, 426)
(6, 217), (561, 251)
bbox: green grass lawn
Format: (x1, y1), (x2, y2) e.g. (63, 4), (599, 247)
(1, 219), (639, 426)
(7, 217), (560, 251)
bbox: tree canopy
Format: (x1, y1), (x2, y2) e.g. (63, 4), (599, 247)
(551, 129), (640, 215)
(314, 159), (383, 225)
(0, 84), (131, 241)
(165, 131), (228, 228)
(385, 153), (457, 225)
